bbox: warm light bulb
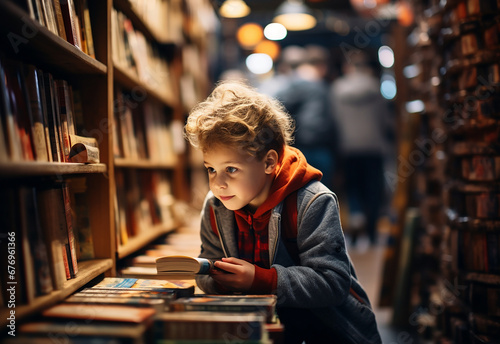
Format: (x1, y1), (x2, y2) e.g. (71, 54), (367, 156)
(220, 0), (250, 18)
(236, 23), (264, 49)
(273, 0), (316, 31)
(274, 12), (316, 31)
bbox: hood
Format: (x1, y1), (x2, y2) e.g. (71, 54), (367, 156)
(248, 146), (323, 221)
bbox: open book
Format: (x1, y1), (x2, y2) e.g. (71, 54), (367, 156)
(156, 255), (226, 275)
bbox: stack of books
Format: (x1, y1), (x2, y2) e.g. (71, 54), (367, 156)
(12, 277), (282, 343)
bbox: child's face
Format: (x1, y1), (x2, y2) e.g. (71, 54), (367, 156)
(203, 145), (276, 212)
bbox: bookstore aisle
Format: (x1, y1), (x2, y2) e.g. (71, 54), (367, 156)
(346, 229), (425, 344)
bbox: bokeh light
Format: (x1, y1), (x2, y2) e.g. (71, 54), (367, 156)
(246, 53), (273, 74)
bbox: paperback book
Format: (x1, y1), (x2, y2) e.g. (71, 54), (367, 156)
(156, 255), (227, 275)
(91, 277), (195, 298)
(42, 303), (156, 323)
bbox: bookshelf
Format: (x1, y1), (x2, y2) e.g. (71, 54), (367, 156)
(0, 0), (216, 331)
(387, 0), (500, 342)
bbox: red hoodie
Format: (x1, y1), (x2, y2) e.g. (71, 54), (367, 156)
(234, 146), (322, 293)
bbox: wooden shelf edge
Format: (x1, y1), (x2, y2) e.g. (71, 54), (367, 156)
(0, 258), (113, 328)
(465, 272), (500, 285)
(0, 162), (107, 177)
(114, 158), (177, 169)
(113, 65), (176, 107)
(117, 222), (179, 259)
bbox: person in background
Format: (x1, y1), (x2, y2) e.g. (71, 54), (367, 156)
(330, 50), (394, 247)
(184, 80), (381, 344)
(259, 45), (338, 189)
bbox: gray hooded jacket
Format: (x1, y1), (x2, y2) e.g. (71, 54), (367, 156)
(196, 180), (381, 343)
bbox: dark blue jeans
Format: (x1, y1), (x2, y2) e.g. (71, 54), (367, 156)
(343, 154), (384, 244)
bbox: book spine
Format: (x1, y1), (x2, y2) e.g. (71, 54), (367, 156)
(36, 186), (68, 289)
(43, 72), (62, 162)
(55, 80), (72, 161)
(23, 64), (48, 162)
(52, 0), (67, 40)
(62, 183), (78, 277)
(36, 68), (53, 162)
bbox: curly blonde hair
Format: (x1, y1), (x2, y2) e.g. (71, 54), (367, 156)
(184, 80), (294, 160)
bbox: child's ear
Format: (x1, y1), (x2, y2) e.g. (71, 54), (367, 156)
(264, 150), (278, 174)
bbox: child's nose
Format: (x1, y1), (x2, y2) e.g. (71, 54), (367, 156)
(213, 174), (227, 189)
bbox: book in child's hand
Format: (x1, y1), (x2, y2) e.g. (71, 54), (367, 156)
(156, 255), (226, 275)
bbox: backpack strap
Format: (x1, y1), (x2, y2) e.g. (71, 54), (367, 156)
(209, 206), (219, 236)
(281, 189), (367, 305)
(281, 190), (300, 265)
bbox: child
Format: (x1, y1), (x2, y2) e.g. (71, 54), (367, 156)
(184, 80), (381, 344)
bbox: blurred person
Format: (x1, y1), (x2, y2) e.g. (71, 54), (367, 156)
(258, 45), (307, 97)
(260, 45), (338, 188)
(330, 50), (394, 246)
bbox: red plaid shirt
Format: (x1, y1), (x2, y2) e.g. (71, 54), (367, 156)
(234, 209), (272, 269)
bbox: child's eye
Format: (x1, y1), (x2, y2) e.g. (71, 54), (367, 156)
(226, 167), (238, 173)
(206, 167), (215, 174)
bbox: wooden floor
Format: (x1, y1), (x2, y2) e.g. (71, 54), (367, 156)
(346, 230), (424, 343)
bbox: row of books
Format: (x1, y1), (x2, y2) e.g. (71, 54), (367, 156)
(113, 86), (177, 163)
(0, 180), (94, 307)
(9, 277), (278, 343)
(127, 0), (184, 44)
(447, 184), (500, 219)
(111, 7), (174, 98)
(115, 169), (176, 246)
(0, 56), (99, 164)
(23, 0), (95, 58)
(449, 229), (500, 274)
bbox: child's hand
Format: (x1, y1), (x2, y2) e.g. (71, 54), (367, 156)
(210, 257), (255, 292)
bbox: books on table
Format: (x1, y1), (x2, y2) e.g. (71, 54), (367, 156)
(169, 294), (278, 323)
(92, 277), (196, 298)
(153, 311), (268, 342)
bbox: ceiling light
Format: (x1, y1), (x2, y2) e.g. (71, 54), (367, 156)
(219, 0), (250, 18)
(264, 23), (287, 41)
(273, 0), (316, 31)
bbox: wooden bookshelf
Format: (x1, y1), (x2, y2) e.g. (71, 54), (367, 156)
(385, 1), (500, 342)
(113, 65), (176, 107)
(114, 158), (176, 169)
(0, 259), (112, 328)
(117, 222), (179, 259)
(0, 0), (216, 331)
(0, 1), (107, 76)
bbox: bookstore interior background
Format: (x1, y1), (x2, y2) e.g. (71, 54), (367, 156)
(1, 0), (499, 343)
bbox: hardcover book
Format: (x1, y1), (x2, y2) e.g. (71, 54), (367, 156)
(42, 303), (156, 323)
(64, 293), (166, 312)
(91, 277), (195, 298)
(19, 321), (148, 342)
(76, 287), (176, 300)
(170, 295), (278, 323)
(153, 311), (265, 341)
